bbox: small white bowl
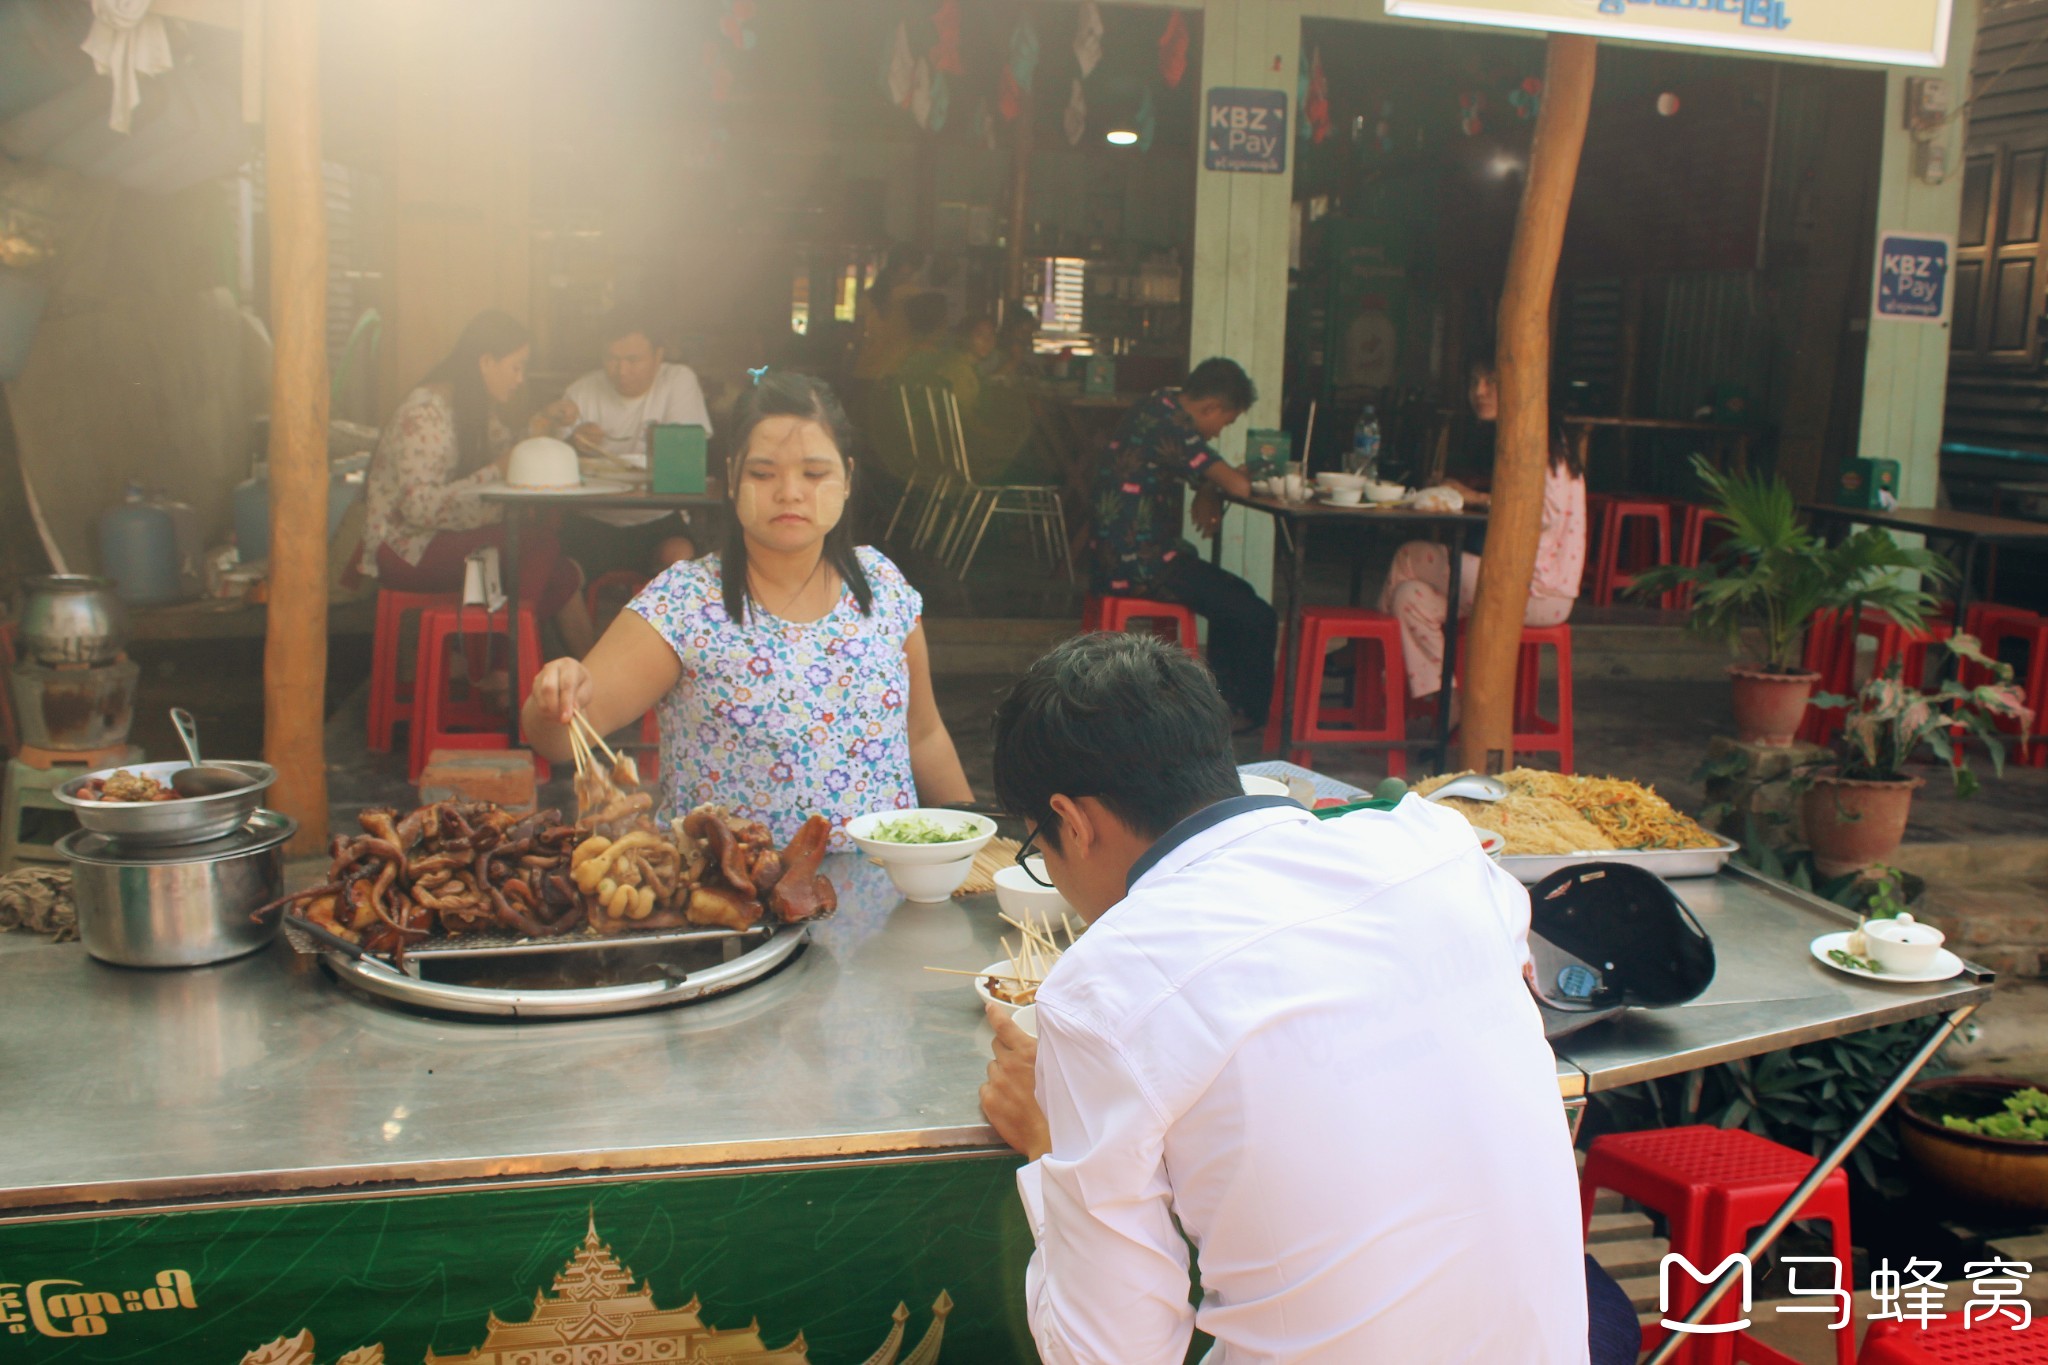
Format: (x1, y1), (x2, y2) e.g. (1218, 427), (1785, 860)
(1326, 488), (1364, 506)
(1241, 773), (1291, 799)
(1364, 480), (1407, 504)
(973, 959), (1036, 1017)
(1011, 1003), (1039, 1038)
(847, 809), (997, 904)
(1316, 471), (1368, 491)
(1866, 913), (1945, 975)
(993, 863), (1071, 924)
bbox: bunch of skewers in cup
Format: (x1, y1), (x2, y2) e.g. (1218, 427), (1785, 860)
(263, 710), (836, 962)
(928, 910), (1080, 1009)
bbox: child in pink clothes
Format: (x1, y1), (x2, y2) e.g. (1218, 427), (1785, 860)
(1378, 363), (1587, 699)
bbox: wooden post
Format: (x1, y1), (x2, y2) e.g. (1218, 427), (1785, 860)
(1460, 34), (1597, 775)
(263, 0), (330, 852)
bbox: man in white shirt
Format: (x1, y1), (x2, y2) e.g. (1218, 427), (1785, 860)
(548, 311), (712, 572)
(979, 632), (1590, 1364)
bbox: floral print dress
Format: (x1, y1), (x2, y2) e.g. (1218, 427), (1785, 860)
(358, 385), (509, 575)
(628, 546), (922, 851)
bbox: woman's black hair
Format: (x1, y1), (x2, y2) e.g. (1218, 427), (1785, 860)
(718, 371), (874, 625)
(991, 632), (1242, 849)
(1471, 358), (1582, 479)
(421, 309), (531, 476)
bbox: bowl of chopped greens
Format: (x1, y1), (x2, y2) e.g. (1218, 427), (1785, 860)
(1898, 1076), (2048, 1214)
(847, 809), (998, 903)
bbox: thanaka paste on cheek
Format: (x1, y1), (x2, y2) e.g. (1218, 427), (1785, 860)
(814, 477), (848, 529)
(735, 481), (762, 523)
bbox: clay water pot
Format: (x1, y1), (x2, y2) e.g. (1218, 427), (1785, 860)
(1801, 771), (1922, 878)
(1727, 666), (1820, 747)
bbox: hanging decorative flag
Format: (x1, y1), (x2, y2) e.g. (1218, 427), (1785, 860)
(928, 70), (951, 131)
(1507, 75), (1542, 121)
(975, 100), (998, 149)
(929, 0), (964, 75)
(1064, 76), (1087, 146)
(1010, 19), (1040, 89)
(1159, 11), (1189, 89)
(1458, 92), (1483, 137)
(1135, 85), (1157, 152)
(911, 58), (934, 128)
(1306, 47), (1331, 145)
(999, 65), (1024, 121)
(719, 0), (757, 51)
(1074, 1), (1105, 79)
(886, 21), (915, 108)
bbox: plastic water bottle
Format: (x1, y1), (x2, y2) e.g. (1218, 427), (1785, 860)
(1346, 404), (1382, 480)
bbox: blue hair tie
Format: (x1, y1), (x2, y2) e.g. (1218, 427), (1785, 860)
(748, 365), (769, 385)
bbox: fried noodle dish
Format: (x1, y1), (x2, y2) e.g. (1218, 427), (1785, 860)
(1414, 768), (1721, 856)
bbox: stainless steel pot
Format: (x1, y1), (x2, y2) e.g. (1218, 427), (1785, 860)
(57, 811), (295, 968)
(54, 759), (275, 847)
(15, 575), (129, 666)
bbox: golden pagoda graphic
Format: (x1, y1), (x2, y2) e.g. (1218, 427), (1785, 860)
(238, 1212), (950, 1365)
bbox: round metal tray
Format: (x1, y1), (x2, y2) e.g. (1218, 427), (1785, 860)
(54, 759), (276, 847)
(319, 923), (810, 1019)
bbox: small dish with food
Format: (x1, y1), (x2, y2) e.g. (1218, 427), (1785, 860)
(993, 861), (1071, 925)
(973, 958), (1038, 1016)
(847, 809), (998, 903)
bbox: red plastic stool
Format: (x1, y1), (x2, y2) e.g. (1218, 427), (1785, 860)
(408, 604), (547, 781)
(1082, 595), (1200, 655)
(1582, 1125), (1855, 1365)
(1965, 606), (2048, 767)
(1800, 607), (1957, 746)
(367, 589), (461, 754)
(1583, 492), (1616, 596)
(1260, 608), (1408, 774)
(1452, 623), (1577, 771)
(1674, 504), (1728, 609)
(1861, 1315), (2048, 1362)
(1591, 497), (1676, 608)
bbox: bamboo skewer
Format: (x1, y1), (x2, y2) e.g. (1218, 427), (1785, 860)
(923, 966), (1036, 982)
(571, 710), (621, 767)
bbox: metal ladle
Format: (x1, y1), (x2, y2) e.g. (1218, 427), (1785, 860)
(1425, 773), (1510, 803)
(169, 707), (255, 799)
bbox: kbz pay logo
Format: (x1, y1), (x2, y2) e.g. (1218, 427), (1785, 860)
(1659, 1253), (2036, 1334)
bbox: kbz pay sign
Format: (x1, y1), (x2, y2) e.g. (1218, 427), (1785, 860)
(1205, 88), (1288, 174)
(1874, 231), (1953, 325)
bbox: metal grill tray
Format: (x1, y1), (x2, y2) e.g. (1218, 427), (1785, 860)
(281, 917), (767, 960)
(1498, 836), (1742, 885)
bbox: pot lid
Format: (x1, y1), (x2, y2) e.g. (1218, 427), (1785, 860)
(57, 809), (297, 865)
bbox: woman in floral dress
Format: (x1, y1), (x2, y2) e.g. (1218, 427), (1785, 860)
(359, 309), (595, 656)
(524, 371), (972, 849)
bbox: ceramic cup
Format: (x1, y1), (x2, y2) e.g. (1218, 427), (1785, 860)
(1865, 912), (1946, 974)
(1282, 473), (1308, 502)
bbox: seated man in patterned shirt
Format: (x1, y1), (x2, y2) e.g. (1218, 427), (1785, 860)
(1089, 358), (1275, 731)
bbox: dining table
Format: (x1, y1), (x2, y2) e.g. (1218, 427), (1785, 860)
(1563, 414), (1763, 483)
(1211, 493), (1490, 771)
(478, 481), (727, 744)
(1800, 501), (2048, 632)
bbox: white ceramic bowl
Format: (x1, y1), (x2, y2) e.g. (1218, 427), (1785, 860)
(1326, 488), (1364, 506)
(1241, 774), (1291, 799)
(993, 862), (1071, 924)
(1316, 471), (1368, 491)
(1364, 480), (1408, 504)
(1866, 913), (1945, 974)
(973, 958), (1035, 1017)
(847, 809), (998, 904)
(1011, 1003), (1039, 1037)
(505, 436), (582, 489)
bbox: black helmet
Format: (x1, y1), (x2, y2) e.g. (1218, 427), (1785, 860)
(1526, 862), (1716, 1040)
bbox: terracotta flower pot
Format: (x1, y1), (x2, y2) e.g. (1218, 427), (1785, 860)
(1727, 666), (1820, 747)
(1899, 1077), (2048, 1215)
(1801, 770), (1923, 878)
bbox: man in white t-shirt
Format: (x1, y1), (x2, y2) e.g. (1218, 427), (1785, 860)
(548, 312), (712, 571)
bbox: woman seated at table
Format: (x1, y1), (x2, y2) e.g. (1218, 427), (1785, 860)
(523, 371), (974, 848)
(359, 309), (596, 658)
(1379, 359), (1586, 714)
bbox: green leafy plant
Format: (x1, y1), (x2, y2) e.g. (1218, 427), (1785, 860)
(1939, 1088), (2048, 1142)
(1629, 456), (1954, 673)
(1806, 636), (2034, 796)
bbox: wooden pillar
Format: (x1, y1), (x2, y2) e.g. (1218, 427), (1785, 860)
(1461, 34), (1596, 774)
(263, 0), (330, 852)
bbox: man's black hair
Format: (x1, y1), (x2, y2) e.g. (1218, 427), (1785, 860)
(1184, 357), (1257, 413)
(992, 632), (1243, 850)
(598, 307), (666, 350)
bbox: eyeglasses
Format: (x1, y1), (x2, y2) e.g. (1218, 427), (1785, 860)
(1016, 822), (1055, 888)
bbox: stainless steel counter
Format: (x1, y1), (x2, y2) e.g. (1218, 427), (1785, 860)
(0, 855), (1981, 1218)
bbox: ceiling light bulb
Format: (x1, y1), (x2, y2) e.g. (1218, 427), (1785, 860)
(1106, 128), (1139, 146)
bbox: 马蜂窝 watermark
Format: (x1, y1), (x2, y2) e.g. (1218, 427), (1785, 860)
(1660, 1254), (2034, 1334)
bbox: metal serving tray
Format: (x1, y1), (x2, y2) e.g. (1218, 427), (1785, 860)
(1498, 835), (1742, 886)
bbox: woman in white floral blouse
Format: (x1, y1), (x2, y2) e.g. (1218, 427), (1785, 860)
(522, 372), (972, 848)
(359, 310), (596, 655)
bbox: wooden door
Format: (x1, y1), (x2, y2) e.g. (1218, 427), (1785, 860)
(1954, 139), (2048, 365)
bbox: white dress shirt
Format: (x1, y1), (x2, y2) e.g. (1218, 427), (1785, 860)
(1018, 794), (1588, 1364)
(561, 362), (712, 528)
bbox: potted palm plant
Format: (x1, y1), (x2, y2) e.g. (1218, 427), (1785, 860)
(1796, 638), (2032, 876)
(1631, 457), (1954, 746)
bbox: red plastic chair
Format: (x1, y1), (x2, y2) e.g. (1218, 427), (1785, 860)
(367, 589), (461, 754)
(1962, 604), (2047, 769)
(1582, 1125), (1855, 1365)
(408, 604), (548, 781)
(1452, 623), (1577, 772)
(1261, 607), (1408, 774)
(1082, 595), (1200, 655)
(1674, 503), (1728, 610)
(1800, 606), (1958, 746)
(1591, 497), (1676, 608)
(1860, 1315), (2048, 1362)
